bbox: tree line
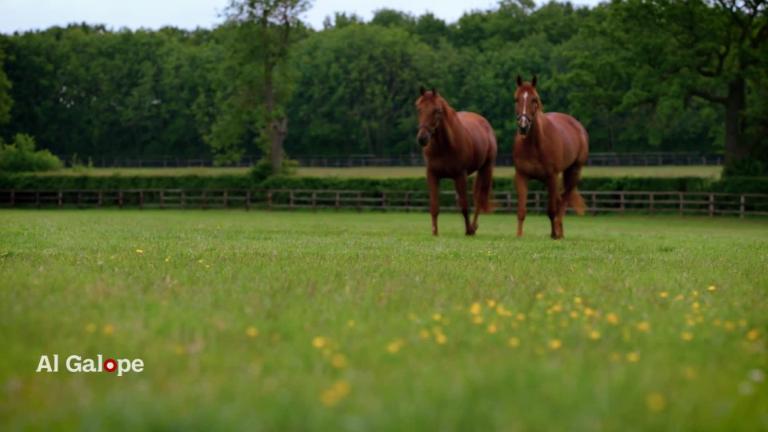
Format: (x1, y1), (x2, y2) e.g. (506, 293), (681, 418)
(0, 0), (766, 173)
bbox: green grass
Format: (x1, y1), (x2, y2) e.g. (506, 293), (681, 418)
(34, 165), (723, 179)
(0, 210), (766, 431)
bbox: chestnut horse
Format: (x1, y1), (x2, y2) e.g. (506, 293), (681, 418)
(416, 87), (497, 236)
(513, 75), (589, 239)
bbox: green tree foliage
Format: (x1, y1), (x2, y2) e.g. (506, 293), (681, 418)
(0, 133), (62, 172)
(0, 41), (11, 126)
(0, 1), (765, 172)
(287, 24), (437, 156)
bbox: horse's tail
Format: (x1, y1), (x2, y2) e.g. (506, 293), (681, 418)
(569, 188), (586, 216)
(475, 164), (494, 213)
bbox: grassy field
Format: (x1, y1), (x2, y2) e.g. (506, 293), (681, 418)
(0, 210), (766, 431)
(34, 165), (723, 179)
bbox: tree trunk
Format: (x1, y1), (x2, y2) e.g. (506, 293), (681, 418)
(270, 117), (287, 172)
(724, 76), (748, 165)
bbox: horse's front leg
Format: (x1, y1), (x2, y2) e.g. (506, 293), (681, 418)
(515, 172), (528, 237)
(546, 176), (563, 239)
(428, 171), (440, 236)
(454, 173), (475, 236)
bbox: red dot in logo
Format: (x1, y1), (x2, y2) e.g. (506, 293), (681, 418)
(104, 358), (117, 372)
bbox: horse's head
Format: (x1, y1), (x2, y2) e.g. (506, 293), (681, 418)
(514, 75), (541, 137)
(415, 87), (445, 147)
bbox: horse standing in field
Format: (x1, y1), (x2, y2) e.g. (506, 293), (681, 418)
(416, 87), (497, 236)
(513, 75), (589, 239)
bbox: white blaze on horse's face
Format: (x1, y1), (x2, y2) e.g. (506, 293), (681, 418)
(517, 91), (533, 135)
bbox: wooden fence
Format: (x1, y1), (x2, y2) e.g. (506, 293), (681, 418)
(63, 152), (724, 168)
(1, 189), (766, 217)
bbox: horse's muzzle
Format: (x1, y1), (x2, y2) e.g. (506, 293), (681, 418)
(417, 132), (430, 147)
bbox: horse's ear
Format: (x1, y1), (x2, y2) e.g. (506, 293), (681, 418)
(432, 87), (438, 96)
(516, 75), (523, 87)
(420, 86), (426, 96)
(532, 75), (538, 88)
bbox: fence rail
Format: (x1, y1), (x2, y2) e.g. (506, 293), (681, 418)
(1, 189), (765, 217)
(63, 152), (724, 168)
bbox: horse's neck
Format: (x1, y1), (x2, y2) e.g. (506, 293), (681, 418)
(524, 113), (549, 149)
(434, 108), (464, 151)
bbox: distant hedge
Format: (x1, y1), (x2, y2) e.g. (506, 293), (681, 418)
(0, 174), (767, 194)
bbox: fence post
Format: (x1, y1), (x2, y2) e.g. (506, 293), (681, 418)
(267, 191), (273, 209)
(312, 191), (317, 210)
(160, 190), (165, 209)
(619, 191), (626, 213)
(223, 190), (229, 208)
(246, 190), (251, 211)
(76, 191), (81, 208)
(382, 192), (387, 211)
(181, 191), (186, 209)
(404, 191), (410, 211)
(35, 191), (40, 208)
(139, 191), (144, 209)
(10, 189), (15, 207)
(289, 190), (294, 209)
(739, 194), (745, 218)
(678, 192), (684, 215)
(98, 191), (103, 208)
(708, 193), (715, 216)
(591, 192), (597, 215)
(534, 192), (541, 212)
(335, 191), (340, 209)
(119, 191), (124, 208)
(648, 192), (654, 214)
(58, 191), (63, 208)
(202, 191), (207, 209)
(357, 191), (362, 211)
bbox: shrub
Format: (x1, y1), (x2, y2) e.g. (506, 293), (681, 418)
(0, 134), (63, 173)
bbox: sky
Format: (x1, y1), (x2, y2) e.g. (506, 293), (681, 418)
(0, 0), (599, 34)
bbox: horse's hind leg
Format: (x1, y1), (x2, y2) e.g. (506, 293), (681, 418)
(546, 175), (563, 239)
(428, 171), (440, 236)
(561, 163), (585, 217)
(515, 172), (528, 237)
(472, 162), (494, 232)
(454, 173), (475, 236)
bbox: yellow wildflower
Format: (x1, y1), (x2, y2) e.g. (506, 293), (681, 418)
(508, 337), (520, 348)
(486, 299), (497, 308)
(548, 339), (562, 350)
(135, 249), (144, 254)
(85, 323), (96, 333)
(636, 321), (651, 333)
(681, 331), (694, 342)
(435, 333), (447, 345)
(432, 313), (443, 322)
(387, 339), (404, 354)
(746, 329), (760, 341)
(331, 354), (347, 369)
(470, 302), (482, 315)
(487, 323), (498, 334)
(102, 324), (115, 336)
(589, 330), (601, 340)
(312, 336), (327, 349)
(646, 392), (666, 412)
(320, 380), (351, 407)
(606, 313), (620, 325)
(245, 326), (259, 338)
(626, 351), (640, 363)
(419, 329), (430, 340)
(472, 316), (484, 325)
(516, 313), (526, 322)
(658, 291), (669, 299)
(707, 285), (717, 292)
